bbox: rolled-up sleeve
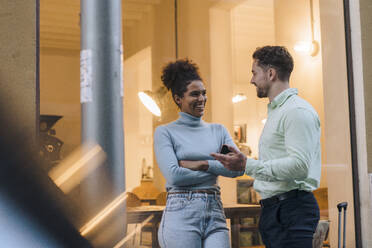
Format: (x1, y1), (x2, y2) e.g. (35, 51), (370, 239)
(245, 108), (320, 181)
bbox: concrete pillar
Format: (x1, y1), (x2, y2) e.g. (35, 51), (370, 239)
(80, 0), (126, 246)
(0, 0), (39, 143)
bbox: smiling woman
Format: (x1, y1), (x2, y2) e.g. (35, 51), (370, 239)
(174, 80), (207, 117)
(153, 58), (244, 248)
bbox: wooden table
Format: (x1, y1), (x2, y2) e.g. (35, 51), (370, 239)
(126, 204), (261, 248)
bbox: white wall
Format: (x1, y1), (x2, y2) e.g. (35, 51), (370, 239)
(319, 0), (356, 246)
(123, 0), (175, 191)
(209, 6), (236, 204)
(40, 50), (81, 158)
(231, 0), (275, 158)
(123, 47), (153, 191)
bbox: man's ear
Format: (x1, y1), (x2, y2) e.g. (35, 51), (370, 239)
(268, 68), (277, 81)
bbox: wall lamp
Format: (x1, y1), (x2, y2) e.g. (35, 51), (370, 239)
(294, 0), (319, 57)
(138, 87), (167, 117)
(232, 93), (247, 103)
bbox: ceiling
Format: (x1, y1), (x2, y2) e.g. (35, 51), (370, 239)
(40, 0), (161, 50)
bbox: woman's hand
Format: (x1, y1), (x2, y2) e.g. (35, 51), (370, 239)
(179, 160), (209, 171)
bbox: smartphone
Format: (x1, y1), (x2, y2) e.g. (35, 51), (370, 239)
(220, 145), (230, 154)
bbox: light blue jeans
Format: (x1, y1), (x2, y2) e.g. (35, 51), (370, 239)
(158, 192), (230, 248)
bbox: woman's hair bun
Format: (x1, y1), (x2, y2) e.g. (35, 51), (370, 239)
(161, 58), (201, 92)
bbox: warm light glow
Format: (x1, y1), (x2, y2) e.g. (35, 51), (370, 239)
(294, 40), (319, 56)
(113, 214), (154, 248)
(232, 94), (247, 103)
(138, 92), (161, 116)
(80, 191), (129, 236)
(262, 119), (267, 124)
(294, 41), (312, 53)
(50, 145), (102, 186)
(48, 143), (106, 193)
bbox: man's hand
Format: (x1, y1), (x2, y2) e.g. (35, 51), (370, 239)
(211, 145), (247, 171)
(179, 160), (209, 171)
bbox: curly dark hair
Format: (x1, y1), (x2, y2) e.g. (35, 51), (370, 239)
(161, 58), (202, 102)
(252, 46), (294, 82)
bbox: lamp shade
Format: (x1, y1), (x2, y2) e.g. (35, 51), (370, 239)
(138, 92), (161, 117)
(232, 94), (247, 103)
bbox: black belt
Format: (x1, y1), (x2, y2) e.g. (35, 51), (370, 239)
(259, 189), (310, 208)
(168, 190), (220, 195)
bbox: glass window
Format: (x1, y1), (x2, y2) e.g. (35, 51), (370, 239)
(39, 0), (358, 247)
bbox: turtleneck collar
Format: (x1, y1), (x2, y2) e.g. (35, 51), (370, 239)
(176, 112), (204, 127)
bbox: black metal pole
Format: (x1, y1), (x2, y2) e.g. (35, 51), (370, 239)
(343, 0), (362, 247)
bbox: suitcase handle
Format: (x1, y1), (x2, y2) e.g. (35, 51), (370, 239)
(337, 202), (348, 212)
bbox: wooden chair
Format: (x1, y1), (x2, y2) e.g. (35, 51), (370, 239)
(125, 192), (142, 247)
(138, 192), (167, 247)
(313, 219), (330, 248)
(126, 192), (142, 207)
(155, 192), (167, 206)
(132, 179), (161, 205)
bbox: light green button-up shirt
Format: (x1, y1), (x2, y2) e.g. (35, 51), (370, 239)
(245, 88), (321, 199)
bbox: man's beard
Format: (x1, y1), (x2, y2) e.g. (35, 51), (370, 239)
(256, 86), (269, 98)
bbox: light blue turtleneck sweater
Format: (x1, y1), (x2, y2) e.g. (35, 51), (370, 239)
(154, 112), (244, 191)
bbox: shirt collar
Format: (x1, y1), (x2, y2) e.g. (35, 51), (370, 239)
(268, 88), (298, 110)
